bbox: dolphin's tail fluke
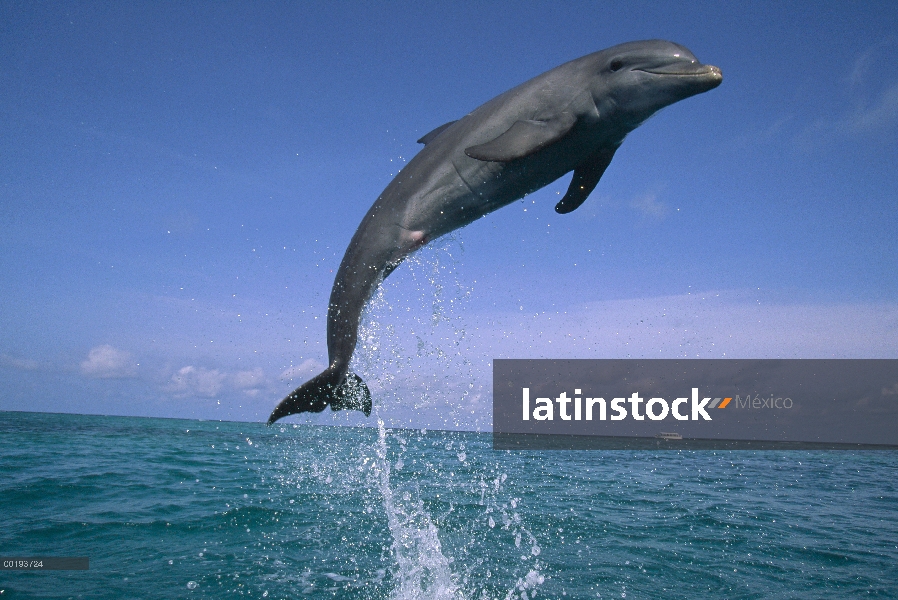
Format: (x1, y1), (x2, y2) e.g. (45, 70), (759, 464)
(267, 367), (372, 425)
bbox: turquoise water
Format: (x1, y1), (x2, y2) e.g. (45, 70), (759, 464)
(2, 411), (897, 599)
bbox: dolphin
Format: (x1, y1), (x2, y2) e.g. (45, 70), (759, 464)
(268, 40), (722, 424)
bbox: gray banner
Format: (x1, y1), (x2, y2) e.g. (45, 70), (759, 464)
(493, 360), (898, 450)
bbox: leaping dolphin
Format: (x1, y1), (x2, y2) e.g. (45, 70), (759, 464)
(268, 40), (722, 424)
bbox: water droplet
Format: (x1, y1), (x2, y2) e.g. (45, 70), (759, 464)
(186, 580), (198, 589)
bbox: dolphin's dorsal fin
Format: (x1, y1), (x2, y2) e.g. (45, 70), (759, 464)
(417, 121), (458, 145)
(464, 113), (577, 162)
(555, 146), (618, 214)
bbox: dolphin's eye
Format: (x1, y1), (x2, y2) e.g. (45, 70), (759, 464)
(609, 59), (623, 72)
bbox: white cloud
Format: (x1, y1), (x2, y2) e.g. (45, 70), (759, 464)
(163, 365), (275, 399)
(280, 358), (326, 381)
(167, 365), (226, 398)
(726, 115), (793, 151)
(233, 367), (265, 388)
(80, 345), (136, 378)
(232, 367), (268, 396)
(851, 55), (874, 89)
(629, 192), (669, 220)
(0, 353), (39, 371)
(471, 292), (898, 360)
(816, 82), (898, 137)
(850, 82), (898, 131)
(800, 42), (898, 143)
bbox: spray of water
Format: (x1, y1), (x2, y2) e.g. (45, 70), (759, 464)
(353, 237), (484, 431)
(374, 419), (464, 600)
(346, 238), (543, 599)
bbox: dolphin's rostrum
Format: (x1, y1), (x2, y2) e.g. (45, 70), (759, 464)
(268, 40), (722, 424)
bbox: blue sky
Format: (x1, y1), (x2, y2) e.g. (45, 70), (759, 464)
(2, 1), (897, 429)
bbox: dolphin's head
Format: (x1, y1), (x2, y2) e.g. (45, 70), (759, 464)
(587, 40), (722, 134)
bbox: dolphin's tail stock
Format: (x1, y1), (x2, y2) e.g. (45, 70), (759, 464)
(267, 366), (372, 425)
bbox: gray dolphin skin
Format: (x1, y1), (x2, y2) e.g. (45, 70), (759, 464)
(268, 40), (722, 424)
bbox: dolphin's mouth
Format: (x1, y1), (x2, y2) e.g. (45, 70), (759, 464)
(636, 63), (722, 80)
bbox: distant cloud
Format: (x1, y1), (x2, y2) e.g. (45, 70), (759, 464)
(0, 353), (39, 371)
(800, 41), (898, 144)
(727, 115), (793, 151)
(572, 190), (671, 222)
(167, 366), (226, 398)
(80, 345), (136, 378)
(471, 293), (898, 360)
(846, 83), (898, 132)
(233, 367), (265, 388)
(163, 365), (276, 399)
(280, 359), (325, 381)
(883, 382), (898, 397)
(848, 47), (876, 90)
(629, 192), (669, 220)
(232, 367), (267, 397)
(796, 83), (898, 149)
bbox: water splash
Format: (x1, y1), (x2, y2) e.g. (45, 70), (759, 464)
(353, 236), (483, 431)
(375, 419), (464, 600)
(346, 238), (544, 598)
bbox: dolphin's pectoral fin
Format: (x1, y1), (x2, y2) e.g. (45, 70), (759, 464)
(417, 121), (458, 145)
(329, 372), (372, 417)
(267, 367), (372, 424)
(464, 113), (577, 162)
(555, 146), (618, 214)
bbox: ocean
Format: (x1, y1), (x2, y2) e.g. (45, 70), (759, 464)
(2, 411), (896, 599)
